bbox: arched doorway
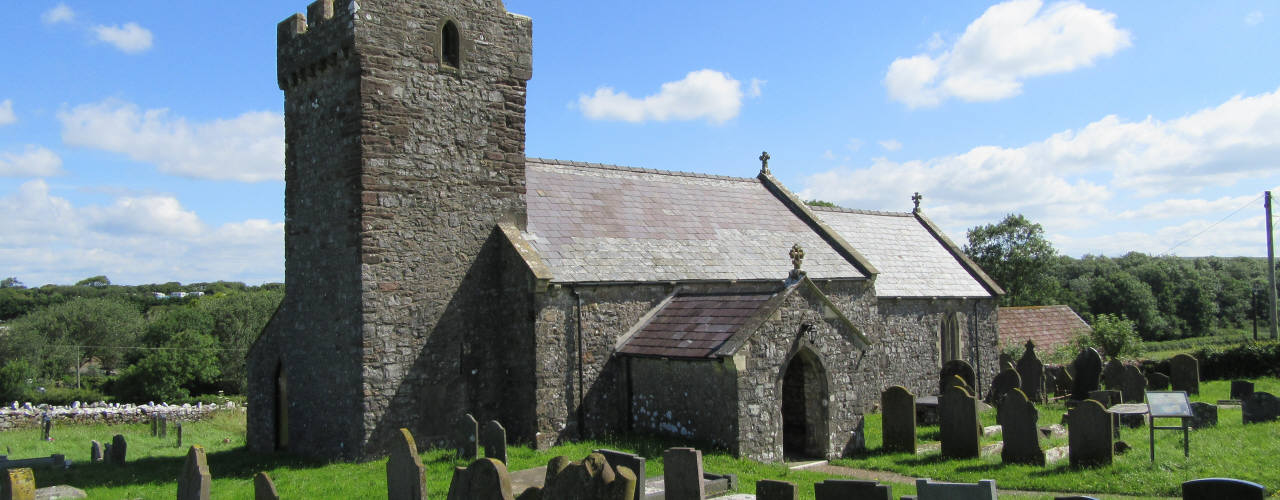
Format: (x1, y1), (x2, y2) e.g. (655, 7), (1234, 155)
(781, 347), (829, 458)
(275, 361), (288, 450)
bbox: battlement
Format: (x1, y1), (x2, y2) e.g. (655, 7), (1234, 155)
(276, 0), (356, 90)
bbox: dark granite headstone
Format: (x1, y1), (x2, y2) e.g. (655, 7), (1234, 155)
(985, 369), (1022, 408)
(663, 448), (704, 500)
(1231, 380), (1255, 400)
(814, 479), (892, 500)
(1120, 365), (1145, 403)
(881, 386), (916, 454)
(90, 440), (103, 464)
(1071, 348), (1103, 401)
(254, 472), (280, 500)
(1052, 367), (1073, 397)
(1183, 402), (1217, 429)
(1016, 341), (1045, 402)
(177, 445), (211, 500)
(1068, 400), (1112, 467)
(176, 422), (183, 448)
(456, 413), (478, 460)
(939, 360), (976, 396)
(755, 479), (798, 500)
(150, 415), (158, 437)
(1146, 372), (1170, 391)
(912, 478), (998, 499)
(387, 428), (426, 500)
(109, 434), (127, 466)
(940, 384), (980, 459)
(999, 389), (1044, 466)
(158, 415), (168, 439)
(1103, 359), (1125, 391)
(41, 416), (51, 441)
(1242, 391), (1280, 424)
(1181, 477), (1266, 500)
(1170, 354), (1200, 395)
(481, 420), (507, 464)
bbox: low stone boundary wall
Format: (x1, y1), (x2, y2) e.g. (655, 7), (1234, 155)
(0, 401), (240, 431)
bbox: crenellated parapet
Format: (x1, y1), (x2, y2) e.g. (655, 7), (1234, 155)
(276, 0), (356, 91)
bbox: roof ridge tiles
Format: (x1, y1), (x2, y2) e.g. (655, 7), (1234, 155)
(809, 205), (914, 217)
(526, 157), (756, 183)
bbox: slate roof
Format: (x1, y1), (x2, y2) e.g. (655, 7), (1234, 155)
(998, 305), (1091, 350)
(617, 293), (776, 359)
(812, 207), (993, 298)
(522, 159), (866, 283)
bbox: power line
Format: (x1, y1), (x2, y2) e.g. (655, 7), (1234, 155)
(1159, 193), (1265, 256)
(42, 344), (247, 352)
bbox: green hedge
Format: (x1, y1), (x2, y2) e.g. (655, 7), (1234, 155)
(1192, 342), (1280, 380)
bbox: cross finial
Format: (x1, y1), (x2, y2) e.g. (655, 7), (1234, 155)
(789, 243), (805, 271)
(759, 151), (771, 175)
(912, 192), (923, 212)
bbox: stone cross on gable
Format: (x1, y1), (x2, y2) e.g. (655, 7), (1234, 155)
(759, 151), (770, 175)
(790, 244), (805, 270)
(912, 192), (923, 212)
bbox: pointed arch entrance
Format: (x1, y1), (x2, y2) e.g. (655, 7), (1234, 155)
(781, 345), (829, 458)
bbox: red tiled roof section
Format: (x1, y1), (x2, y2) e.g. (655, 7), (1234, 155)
(619, 293), (774, 359)
(998, 305), (1092, 350)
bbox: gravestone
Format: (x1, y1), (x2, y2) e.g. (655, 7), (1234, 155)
(2, 467), (35, 500)
(482, 420), (507, 464)
(254, 472), (280, 500)
(1103, 359), (1125, 391)
(1068, 400), (1112, 467)
(387, 428), (426, 500)
(150, 415), (157, 437)
(1088, 389), (1124, 435)
(813, 479), (892, 500)
(177, 422), (183, 448)
(1231, 380), (1255, 400)
(1169, 354), (1200, 395)
(41, 416), (51, 441)
(912, 478), (998, 500)
(999, 389), (1044, 466)
(456, 414), (479, 460)
(1146, 372), (1170, 391)
(446, 458), (513, 500)
(90, 440), (103, 464)
(1120, 366), (1145, 403)
(986, 369), (1022, 408)
(1181, 477), (1267, 500)
(109, 435), (127, 466)
(940, 384), (980, 459)
(755, 479), (798, 500)
(177, 445), (211, 500)
(541, 453), (637, 500)
(158, 415), (168, 438)
(1184, 402), (1217, 429)
(1052, 367), (1073, 398)
(999, 352), (1013, 371)
(881, 386), (916, 454)
(663, 447), (704, 500)
(1242, 391), (1280, 424)
(1016, 340), (1045, 402)
(939, 360), (976, 396)
(594, 449), (646, 500)
(1070, 348), (1103, 401)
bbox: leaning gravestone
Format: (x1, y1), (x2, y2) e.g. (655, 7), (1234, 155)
(999, 389), (1045, 466)
(1242, 391), (1280, 424)
(90, 440), (103, 464)
(1071, 348), (1103, 401)
(939, 360), (976, 396)
(663, 448), (704, 500)
(1016, 341), (1045, 403)
(1121, 365), (1146, 403)
(1170, 354), (1200, 395)
(985, 369), (1022, 408)
(813, 479), (892, 500)
(456, 413), (479, 460)
(940, 384), (980, 459)
(1147, 372), (1170, 391)
(2, 467), (35, 500)
(1103, 359), (1125, 392)
(255, 472), (280, 500)
(1068, 400), (1112, 467)
(1181, 477), (1267, 500)
(1231, 380), (1255, 400)
(756, 479), (798, 500)
(881, 386), (916, 454)
(177, 445), (212, 500)
(1184, 402), (1218, 429)
(387, 428), (426, 500)
(481, 420), (507, 464)
(109, 434), (127, 466)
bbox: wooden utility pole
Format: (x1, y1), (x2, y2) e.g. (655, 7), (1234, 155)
(1267, 191), (1278, 339)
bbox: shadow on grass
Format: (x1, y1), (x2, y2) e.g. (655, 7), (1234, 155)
(30, 447), (328, 490)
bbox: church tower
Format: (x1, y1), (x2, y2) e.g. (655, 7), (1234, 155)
(247, 0), (533, 459)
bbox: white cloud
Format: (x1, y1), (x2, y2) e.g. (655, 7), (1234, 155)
(42, 4), (75, 25)
(879, 139), (903, 151)
(885, 0), (1131, 108)
(1115, 195), (1258, 220)
(59, 99), (284, 182)
(1245, 10), (1264, 26)
(0, 180), (283, 285)
(748, 78), (766, 98)
(0, 146), (63, 177)
(0, 100), (14, 126)
(93, 22), (154, 54)
(1056, 216), (1264, 257)
(578, 70), (747, 124)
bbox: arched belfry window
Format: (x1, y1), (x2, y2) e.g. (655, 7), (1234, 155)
(441, 21), (461, 68)
(940, 312), (962, 363)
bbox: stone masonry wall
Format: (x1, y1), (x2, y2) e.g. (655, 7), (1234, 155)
(877, 298), (999, 398)
(628, 357), (738, 450)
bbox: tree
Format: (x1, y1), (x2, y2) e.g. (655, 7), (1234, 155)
(110, 330), (221, 403)
(74, 275), (111, 288)
(1090, 271), (1164, 339)
(1, 297), (144, 383)
(1081, 313), (1143, 360)
(963, 214), (1061, 306)
(197, 289), (283, 394)
(0, 277), (23, 288)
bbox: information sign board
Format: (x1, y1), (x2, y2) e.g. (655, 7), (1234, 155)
(1146, 391), (1192, 418)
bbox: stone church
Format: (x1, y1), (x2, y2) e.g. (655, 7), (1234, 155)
(247, 0), (1003, 463)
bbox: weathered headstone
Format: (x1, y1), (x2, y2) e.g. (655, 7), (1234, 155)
(813, 479), (892, 500)
(1102, 359), (1125, 391)
(1169, 354), (1200, 395)
(1052, 367), (1073, 398)
(456, 413), (479, 460)
(1231, 380), (1255, 400)
(1068, 400), (1112, 467)
(1016, 341), (1045, 402)
(41, 416), (51, 442)
(939, 360), (976, 396)
(1242, 391), (1280, 424)
(755, 479), (798, 500)
(109, 434), (127, 466)
(446, 458), (514, 500)
(158, 415), (168, 439)
(177, 445), (211, 500)
(387, 428), (426, 500)
(482, 420), (508, 464)
(254, 472), (280, 500)
(999, 389), (1044, 466)
(594, 449), (645, 500)
(2, 467), (35, 500)
(176, 422), (184, 448)
(1088, 389), (1120, 408)
(1070, 348), (1103, 401)
(150, 415), (158, 437)
(1184, 402), (1217, 429)
(985, 369), (1022, 408)
(1181, 477), (1267, 500)
(1120, 365), (1145, 403)
(1146, 372), (1170, 391)
(540, 453), (636, 500)
(881, 386), (916, 454)
(940, 384), (980, 459)
(90, 440), (103, 464)
(663, 447), (704, 500)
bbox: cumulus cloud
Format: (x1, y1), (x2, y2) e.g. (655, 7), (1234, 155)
(578, 70), (749, 124)
(0, 146), (63, 177)
(42, 4), (75, 25)
(93, 22), (154, 54)
(59, 99), (284, 182)
(879, 139), (903, 151)
(0, 180), (283, 285)
(885, 0), (1131, 108)
(0, 100), (14, 126)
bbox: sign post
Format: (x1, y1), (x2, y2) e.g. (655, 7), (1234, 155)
(1146, 391), (1193, 461)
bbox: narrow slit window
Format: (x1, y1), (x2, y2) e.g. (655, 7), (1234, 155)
(442, 21), (460, 68)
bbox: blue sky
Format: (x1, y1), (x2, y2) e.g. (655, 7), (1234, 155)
(2, 1), (1279, 286)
